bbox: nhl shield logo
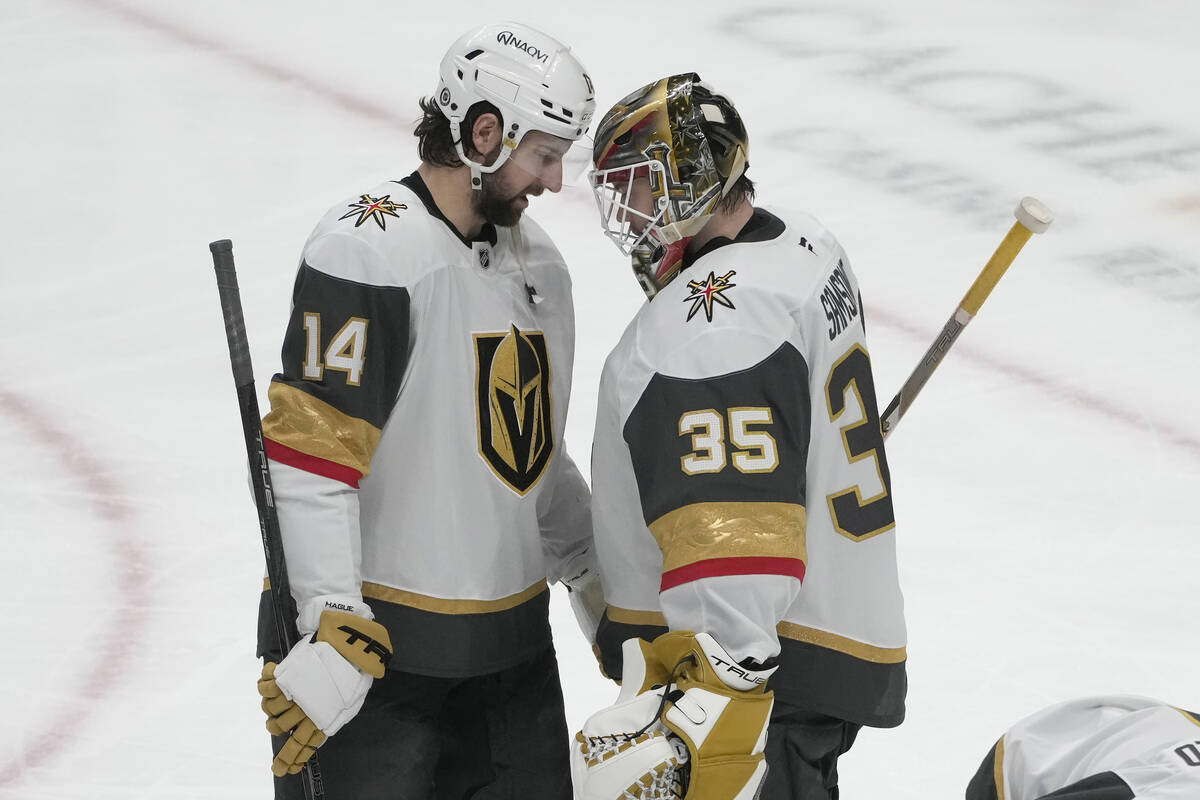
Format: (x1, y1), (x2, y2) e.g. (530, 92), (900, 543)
(474, 325), (554, 495)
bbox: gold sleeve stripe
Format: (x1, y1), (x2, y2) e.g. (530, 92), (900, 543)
(362, 580), (548, 614)
(777, 621), (907, 664)
(1175, 707), (1200, 728)
(648, 501), (807, 575)
(262, 382), (381, 481)
(994, 735), (1007, 800)
(606, 606), (668, 627)
(262, 579), (549, 615)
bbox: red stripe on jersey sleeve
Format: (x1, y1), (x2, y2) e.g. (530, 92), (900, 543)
(660, 556), (806, 592)
(264, 437), (363, 488)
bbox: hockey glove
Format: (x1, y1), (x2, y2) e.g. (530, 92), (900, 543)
(651, 632), (777, 800)
(257, 609), (392, 776)
(571, 637), (688, 800)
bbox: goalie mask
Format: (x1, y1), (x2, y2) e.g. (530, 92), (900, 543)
(591, 73), (749, 299)
(435, 22), (596, 189)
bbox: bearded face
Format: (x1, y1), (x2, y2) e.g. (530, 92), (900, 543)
(470, 129), (569, 227)
(473, 165), (535, 227)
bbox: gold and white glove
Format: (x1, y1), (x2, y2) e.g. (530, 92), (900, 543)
(571, 638), (687, 800)
(651, 632), (777, 800)
(572, 632), (776, 800)
(257, 610), (392, 776)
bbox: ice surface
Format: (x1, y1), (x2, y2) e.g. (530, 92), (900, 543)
(2, 1), (1197, 796)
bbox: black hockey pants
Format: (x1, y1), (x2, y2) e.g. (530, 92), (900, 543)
(270, 644), (572, 800)
(759, 701), (863, 800)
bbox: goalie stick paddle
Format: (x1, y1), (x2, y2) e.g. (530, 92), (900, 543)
(879, 197), (1054, 440)
(209, 239), (324, 800)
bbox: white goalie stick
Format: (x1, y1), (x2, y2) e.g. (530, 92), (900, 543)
(880, 197), (1054, 439)
(209, 239), (323, 800)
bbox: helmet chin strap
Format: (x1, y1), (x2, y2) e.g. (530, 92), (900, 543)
(449, 118), (506, 192)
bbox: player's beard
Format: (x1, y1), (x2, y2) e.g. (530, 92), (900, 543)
(475, 170), (530, 228)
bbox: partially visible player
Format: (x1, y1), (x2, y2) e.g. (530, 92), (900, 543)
(252, 21), (600, 800)
(967, 695), (1200, 800)
(571, 73), (905, 800)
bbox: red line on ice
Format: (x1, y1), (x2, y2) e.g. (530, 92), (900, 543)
(61, 3), (1200, 460)
(870, 309), (1200, 460)
(68, 0), (599, 205)
(0, 390), (149, 787)
(74, 0), (410, 130)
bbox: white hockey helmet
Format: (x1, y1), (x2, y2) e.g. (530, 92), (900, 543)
(434, 22), (596, 188)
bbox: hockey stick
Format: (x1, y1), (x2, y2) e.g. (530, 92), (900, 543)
(879, 197), (1054, 439)
(209, 239), (323, 800)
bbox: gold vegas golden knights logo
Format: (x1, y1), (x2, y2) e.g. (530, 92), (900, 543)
(474, 325), (554, 495)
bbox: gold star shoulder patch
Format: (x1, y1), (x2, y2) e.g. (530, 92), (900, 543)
(684, 270), (737, 322)
(339, 194), (408, 230)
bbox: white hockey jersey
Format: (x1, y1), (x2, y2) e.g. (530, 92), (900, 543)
(590, 207), (905, 727)
(966, 696), (1200, 800)
(258, 172), (592, 677)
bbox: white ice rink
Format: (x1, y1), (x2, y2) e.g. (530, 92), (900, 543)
(2, 1), (1198, 797)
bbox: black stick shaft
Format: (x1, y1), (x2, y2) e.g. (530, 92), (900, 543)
(209, 239), (323, 800)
